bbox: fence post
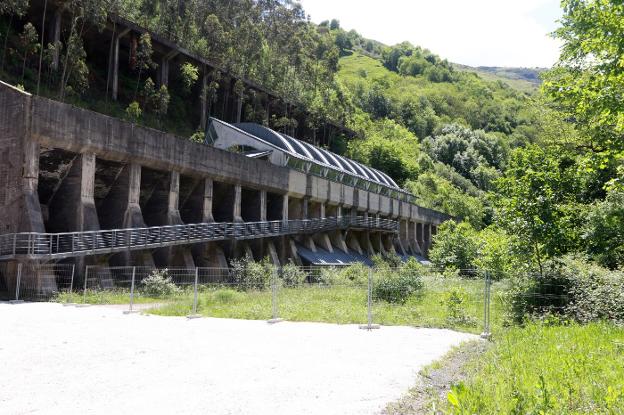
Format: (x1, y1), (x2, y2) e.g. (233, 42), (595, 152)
(62, 264), (77, 306)
(359, 267), (380, 330)
(77, 265), (92, 307)
(480, 271), (492, 339)
(187, 267), (201, 319)
(268, 266), (283, 324)
(10, 263), (23, 303)
(69, 264), (75, 293)
(124, 267), (138, 314)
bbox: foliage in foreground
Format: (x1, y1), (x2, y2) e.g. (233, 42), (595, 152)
(509, 255), (624, 324)
(445, 322), (624, 414)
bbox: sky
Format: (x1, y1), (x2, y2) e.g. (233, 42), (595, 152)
(298, 0), (563, 68)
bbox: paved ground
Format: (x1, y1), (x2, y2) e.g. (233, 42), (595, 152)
(0, 302), (476, 415)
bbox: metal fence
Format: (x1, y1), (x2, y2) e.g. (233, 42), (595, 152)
(2, 262), (503, 336)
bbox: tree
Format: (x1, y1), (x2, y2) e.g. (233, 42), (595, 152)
(180, 62), (199, 93)
(0, 0), (29, 72)
(134, 33), (155, 100)
(542, 0), (624, 169)
(583, 189), (624, 269)
(495, 145), (584, 274)
(429, 221), (479, 272)
(329, 19), (340, 30)
(17, 23), (39, 83)
(58, 29), (89, 98)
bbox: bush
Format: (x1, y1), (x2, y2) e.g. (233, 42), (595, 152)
(510, 256), (624, 324)
(317, 263), (368, 286)
(373, 259), (425, 304)
(279, 262), (307, 287)
(230, 255), (273, 291)
(430, 220), (479, 273)
(441, 288), (477, 326)
(140, 269), (180, 297)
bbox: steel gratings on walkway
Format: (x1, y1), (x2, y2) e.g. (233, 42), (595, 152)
(0, 216), (397, 260)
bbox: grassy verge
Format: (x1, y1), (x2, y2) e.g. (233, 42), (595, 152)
(437, 322), (624, 414)
(57, 277), (507, 334)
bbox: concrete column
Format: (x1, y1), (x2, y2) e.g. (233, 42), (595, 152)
(159, 58), (169, 87)
(107, 28), (130, 101)
(233, 184), (243, 223)
(48, 153), (100, 233)
(260, 190), (267, 221)
(236, 96), (243, 123)
(346, 232), (363, 255)
(282, 195), (289, 223)
(202, 178), (214, 222)
(200, 70), (208, 130)
(423, 223), (432, 257)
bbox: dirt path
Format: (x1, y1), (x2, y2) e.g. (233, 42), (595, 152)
(1, 302), (476, 415)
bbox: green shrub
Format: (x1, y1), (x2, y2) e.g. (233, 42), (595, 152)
(140, 269), (180, 297)
(441, 288), (477, 326)
(213, 289), (239, 303)
(430, 220), (479, 273)
(279, 262), (307, 287)
(373, 262), (424, 304)
(510, 255), (624, 324)
(230, 255), (273, 291)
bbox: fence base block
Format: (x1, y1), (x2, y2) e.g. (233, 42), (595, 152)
(8, 300), (24, 304)
(62, 303), (78, 307)
(75, 304), (91, 308)
(123, 310), (140, 315)
(186, 314), (202, 319)
(359, 324), (380, 330)
(267, 318), (284, 324)
(480, 332), (491, 340)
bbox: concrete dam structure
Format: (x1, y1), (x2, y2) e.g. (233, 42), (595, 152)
(0, 80), (449, 296)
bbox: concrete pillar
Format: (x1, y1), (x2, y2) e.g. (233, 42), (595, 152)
(48, 153), (100, 233)
(346, 232), (363, 255)
(423, 223), (432, 257)
(236, 96), (243, 123)
(282, 195), (289, 222)
(192, 177), (227, 268)
(107, 28), (130, 101)
(159, 58), (169, 87)
(233, 184), (243, 223)
(416, 223), (425, 256)
(108, 164), (155, 268)
(202, 178), (214, 222)
(200, 70), (208, 130)
(260, 190), (267, 222)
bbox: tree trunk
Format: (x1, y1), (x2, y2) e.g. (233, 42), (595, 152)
(0, 14), (14, 72)
(36, 0), (49, 95)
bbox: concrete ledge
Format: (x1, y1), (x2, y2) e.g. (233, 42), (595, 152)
(267, 318), (284, 324)
(8, 300), (24, 304)
(187, 314), (202, 319)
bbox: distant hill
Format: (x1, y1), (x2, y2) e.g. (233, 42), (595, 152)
(453, 64), (546, 93)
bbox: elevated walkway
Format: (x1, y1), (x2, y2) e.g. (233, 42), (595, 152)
(0, 216), (397, 261)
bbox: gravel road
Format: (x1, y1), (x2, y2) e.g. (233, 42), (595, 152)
(0, 302), (475, 415)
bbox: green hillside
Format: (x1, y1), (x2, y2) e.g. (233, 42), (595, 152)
(453, 64), (544, 93)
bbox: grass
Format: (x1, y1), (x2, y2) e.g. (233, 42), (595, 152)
(55, 277), (509, 335)
(439, 322), (624, 414)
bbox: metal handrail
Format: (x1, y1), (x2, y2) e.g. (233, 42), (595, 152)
(0, 216), (398, 260)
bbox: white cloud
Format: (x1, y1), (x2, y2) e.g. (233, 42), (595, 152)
(298, 0), (562, 67)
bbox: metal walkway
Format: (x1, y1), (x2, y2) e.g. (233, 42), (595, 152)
(0, 216), (397, 260)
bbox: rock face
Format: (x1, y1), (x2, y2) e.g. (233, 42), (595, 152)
(0, 80), (446, 296)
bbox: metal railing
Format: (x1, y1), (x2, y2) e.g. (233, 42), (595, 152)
(0, 216), (397, 260)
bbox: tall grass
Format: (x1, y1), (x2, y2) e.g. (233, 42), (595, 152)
(444, 322), (624, 414)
